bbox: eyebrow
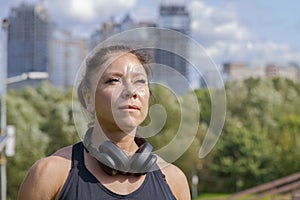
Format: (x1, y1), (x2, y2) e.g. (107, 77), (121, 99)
(103, 71), (147, 78)
(102, 72), (123, 78)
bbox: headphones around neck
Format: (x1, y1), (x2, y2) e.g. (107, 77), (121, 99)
(83, 128), (157, 176)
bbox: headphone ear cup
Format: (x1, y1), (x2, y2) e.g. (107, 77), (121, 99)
(142, 154), (157, 173)
(99, 141), (130, 173)
(83, 128), (92, 148)
(130, 142), (157, 173)
(93, 153), (118, 176)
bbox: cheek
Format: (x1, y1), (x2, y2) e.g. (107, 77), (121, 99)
(94, 90), (113, 110)
(138, 88), (150, 99)
(138, 88), (150, 108)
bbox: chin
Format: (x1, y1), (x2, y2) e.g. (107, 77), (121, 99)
(116, 119), (141, 133)
(118, 124), (138, 133)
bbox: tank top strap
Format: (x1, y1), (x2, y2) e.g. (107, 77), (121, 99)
(153, 166), (165, 177)
(144, 166), (177, 200)
(71, 142), (85, 168)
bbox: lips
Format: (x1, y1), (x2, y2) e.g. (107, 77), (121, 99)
(119, 105), (140, 110)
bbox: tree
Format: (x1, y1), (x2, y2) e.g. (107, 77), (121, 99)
(211, 116), (278, 192)
(4, 83), (79, 199)
(42, 101), (80, 155)
(5, 89), (49, 199)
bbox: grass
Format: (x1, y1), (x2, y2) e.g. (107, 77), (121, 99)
(194, 193), (289, 200)
(194, 193), (230, 200)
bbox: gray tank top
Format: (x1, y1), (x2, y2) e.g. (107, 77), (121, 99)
(59, 142), (177, 200)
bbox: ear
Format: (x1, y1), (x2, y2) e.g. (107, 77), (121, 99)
(82, 88), (94, 113)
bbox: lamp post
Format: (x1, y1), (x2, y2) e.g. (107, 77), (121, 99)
(0, 18), (8, 200)
(0, 19), (48, 200)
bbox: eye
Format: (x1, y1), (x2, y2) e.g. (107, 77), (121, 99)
(136, 79), (147, 84)
(133, 76), (147, 85)
(105, 77), (120, 84)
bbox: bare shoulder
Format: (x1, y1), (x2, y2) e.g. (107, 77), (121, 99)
(157, 158), (191, 200)
(157, 157), (191, 200)
(18, 145), (73, 200)
(52, 145), (73, 159)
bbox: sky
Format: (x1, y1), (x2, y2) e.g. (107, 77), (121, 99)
(1, 0), (300, 67)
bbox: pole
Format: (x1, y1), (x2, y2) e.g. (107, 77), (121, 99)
(1, 18), (8, 200)
(1, 19), (8, 138)
(192, 173), (199, 199)
(0, 159), (6, 200)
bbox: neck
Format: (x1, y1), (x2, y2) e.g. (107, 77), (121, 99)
(91, 122), (138, 154)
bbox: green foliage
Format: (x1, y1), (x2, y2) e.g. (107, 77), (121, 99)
(211, 117), (278, 191)
(3, 82), (80, 199)
(200, 78), (300, 192)
(42, 101), (79, 155)
(194, 88), (211, 125)
(145, 84), (181, 149)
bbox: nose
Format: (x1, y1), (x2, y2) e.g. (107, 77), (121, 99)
(121, 86), (137, 99)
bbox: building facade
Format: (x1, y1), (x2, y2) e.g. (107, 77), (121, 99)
(157, 5), (190, 34)
(7, 2), (51, 85)
(223, 62), (300, 83)
(49, 29), (88, 90)
(89, 14), (139, 51)
(7, 3), (51, 77)
(154, 4), (192, 93)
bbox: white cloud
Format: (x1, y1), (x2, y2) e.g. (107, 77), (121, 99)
(188, 1), (300, 66)
(205, 39), (300, 67)
(69, 0), (95, 22)
(188, 1), (253, 43)
(45, 0), (137, 36)
(214, 21), (252, 41)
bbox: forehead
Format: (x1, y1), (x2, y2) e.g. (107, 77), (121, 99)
(103, 53), (146, 75)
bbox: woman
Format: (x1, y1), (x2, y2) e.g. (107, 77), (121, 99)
(18, 45), (191, 200)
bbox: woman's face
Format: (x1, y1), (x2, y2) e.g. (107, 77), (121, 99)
(93, 53), (150, 133)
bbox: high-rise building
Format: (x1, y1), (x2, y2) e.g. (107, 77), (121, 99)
(7, 2), (51, 87)
(157, 5), (190, 34)
(89, 14), (139, 50)
(154, 4), (191, 93)
(49, 29), (88, 90)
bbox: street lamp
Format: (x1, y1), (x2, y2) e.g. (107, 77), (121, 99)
(5, 72), (49, 85)
(0, 19), (49, 200)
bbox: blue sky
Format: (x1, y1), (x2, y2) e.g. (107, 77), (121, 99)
(1, 0), (300, 66)
(226, 0), (300, 49)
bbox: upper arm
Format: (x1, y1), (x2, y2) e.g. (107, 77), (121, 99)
(18, 155), (70, 200)
(162, 164), (191, 200)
